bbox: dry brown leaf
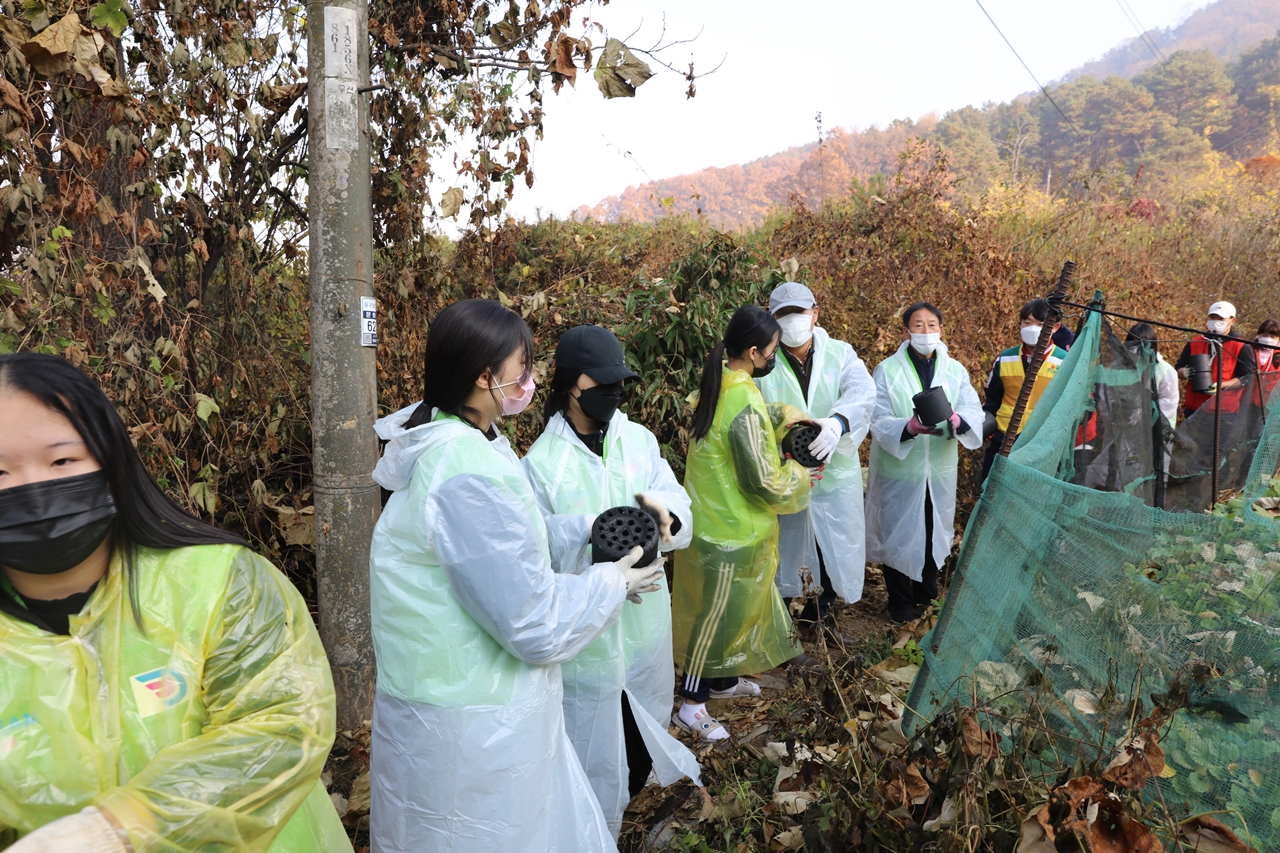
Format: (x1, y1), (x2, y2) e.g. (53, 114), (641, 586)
(886, 763), (930, 807)
(0, 78), (33, 126)
(960, 713), (1000, 760)
(1083, 794), (1165, 853)
(1037, 777), (1103, 841)
(1017, 813), (1056, 853)
(347, 769), (370, 813)
(553, 33), (578, 86)
(1102, 732), (1165, 790)
(20, 12), (82, 75)
(698, 787), (716, 823)
(1175, 815), (1259, 853)
(774, 827), (804, 849)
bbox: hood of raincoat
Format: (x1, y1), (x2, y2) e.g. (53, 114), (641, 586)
(373, 404), (492, 492)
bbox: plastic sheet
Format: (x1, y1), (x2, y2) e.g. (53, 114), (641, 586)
(369, 406), (625, 853)
(522, 410), (701, 835)
(755, 328), (876, 602)
(671, 369), (810, 678)
(865, 342), (984, 580)
(0, 544), (347, 853)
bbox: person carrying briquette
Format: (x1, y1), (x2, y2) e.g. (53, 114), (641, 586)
(0, 353), (349, 853)
(671, 306), (815, 742)
(754, 281), (875, 632)
(980, 298), (1069, 480)
(368, 300), (666, 853)
(866, 302), (984, 624)
(1127, 323), (1180, 430)
(1175, 300), (1256, 418)
(521, 325), (701, 836)
(1251, 318), (1280, 374)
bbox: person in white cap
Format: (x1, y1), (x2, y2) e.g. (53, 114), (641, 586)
(754, 281), (875, 631)
(1175, 301), (1256, 417)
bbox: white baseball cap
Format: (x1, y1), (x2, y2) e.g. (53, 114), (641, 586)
(769, 281), (816, 314)
(1208, 301), (1236, 319)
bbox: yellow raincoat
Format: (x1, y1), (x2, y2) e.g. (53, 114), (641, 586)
(0, 544), (348, 853)
(672, 368), (811, 678)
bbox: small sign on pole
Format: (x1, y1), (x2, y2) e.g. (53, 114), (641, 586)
(361, 297), (377, 347)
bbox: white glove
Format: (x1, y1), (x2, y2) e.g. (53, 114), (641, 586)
(635, 493), (674, 543)
(6, 808), (130, 853)
(807, 417), (843, 463)
(614, 546), (665, 604)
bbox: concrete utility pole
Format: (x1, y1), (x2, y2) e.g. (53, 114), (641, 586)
(307, 0), (378, 728)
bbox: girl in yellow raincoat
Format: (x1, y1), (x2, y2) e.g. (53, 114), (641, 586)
(0, 353), (349, 853)
(671, 306), (813, 741)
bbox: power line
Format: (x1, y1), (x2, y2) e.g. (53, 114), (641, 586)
(1113, 0), (1166, 63)
(971, 0), (1081, 135)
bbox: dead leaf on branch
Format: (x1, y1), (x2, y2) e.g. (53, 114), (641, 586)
(1175, 816), (1259, 853)
(885, 763), (930, 808)
(593, 38), (653, 99)
(0, 78), (33, 126)
(20, 11), (82, 75)
(1102, 732), (1165, 791)
(960, 712), (1000, 760)
(552, 33), (578, 90)
(440, 187), (464, 219)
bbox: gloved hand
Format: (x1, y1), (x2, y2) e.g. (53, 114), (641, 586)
(906, 415), (943, 436)
(809, 463), (825, 488)
(6, 807), (130, 853)
(946, 411), (962, 440)
(635, 493), (674, 543)
(614, 546), (665, 604)
(807, 417), (843, 463)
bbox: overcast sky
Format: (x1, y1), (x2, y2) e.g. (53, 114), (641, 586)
(491, 0), (1209, 221)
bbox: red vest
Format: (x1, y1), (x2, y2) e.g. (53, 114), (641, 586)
(1185, 336), (1247, 413)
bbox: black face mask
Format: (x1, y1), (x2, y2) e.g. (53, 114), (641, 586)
(0, 471), (117, 575)
(753, 353), (777, 379)
(576, 382), (624, 424)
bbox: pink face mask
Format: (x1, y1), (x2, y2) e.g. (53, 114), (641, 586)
(491, 372), (535, 416)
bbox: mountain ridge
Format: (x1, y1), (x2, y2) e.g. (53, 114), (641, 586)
(575, 0), (1280, 230)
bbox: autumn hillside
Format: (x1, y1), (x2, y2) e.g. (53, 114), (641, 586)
(577, 0), (1280, 230)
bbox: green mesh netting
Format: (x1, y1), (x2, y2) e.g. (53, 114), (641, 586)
(907, 301), (1280, 845)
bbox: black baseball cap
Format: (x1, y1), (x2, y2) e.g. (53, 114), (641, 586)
(554, 325), (639, 384)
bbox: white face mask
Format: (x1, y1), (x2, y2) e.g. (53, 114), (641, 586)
(910, 332), (941, 355)
(1207, 319), (1230, 335)
(1259, 338), (1279, 367)
(777, 313), (814, 348)
(1020, 325), (1043, 346)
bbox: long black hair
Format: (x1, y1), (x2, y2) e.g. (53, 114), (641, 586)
(691, 306), (780, 440)
(406, 299), (535, 428)
(542, 366), (585, 425)
(0, 352), (245, 626)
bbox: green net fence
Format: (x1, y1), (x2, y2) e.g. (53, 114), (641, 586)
(907, 298), (1280, 846)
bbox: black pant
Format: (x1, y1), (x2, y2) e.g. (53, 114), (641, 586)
(678, 673), (738, 703)
(883, 490), (939, 620)
(620, 694), (652, 798)
(791, 542), (837, 624)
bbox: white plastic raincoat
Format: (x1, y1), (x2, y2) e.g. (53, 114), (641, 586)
(755, 327), (876, 601)
(0, 544), (349, 853)
(521, 410), (702, 835)
(865, 342), (983, 580)
(368, 405), (628, 853)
